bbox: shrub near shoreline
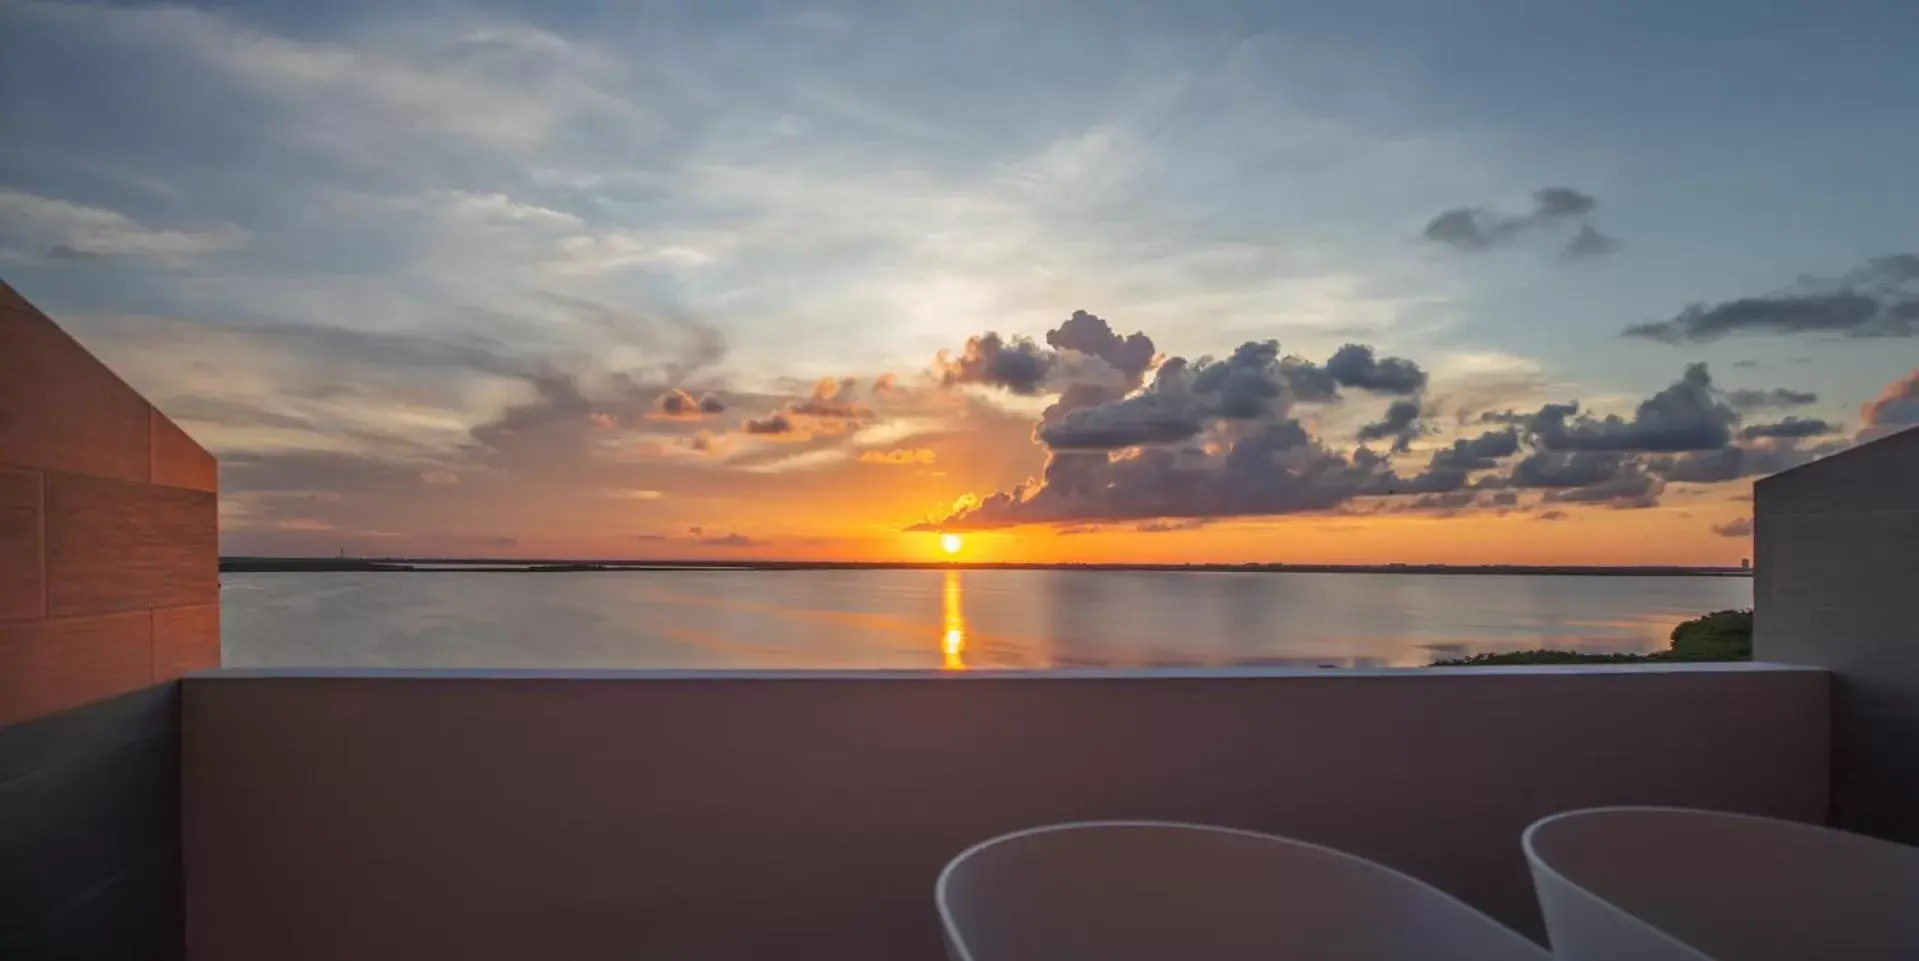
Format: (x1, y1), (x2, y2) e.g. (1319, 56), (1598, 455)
(1432, 609), (1753, 666)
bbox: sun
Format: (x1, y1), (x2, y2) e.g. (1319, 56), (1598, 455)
(940, 533), (964, 555)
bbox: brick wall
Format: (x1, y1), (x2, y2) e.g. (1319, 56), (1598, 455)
(0, 278), (219, 726)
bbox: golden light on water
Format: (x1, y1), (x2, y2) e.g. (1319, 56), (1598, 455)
(940, 533), (964, 555)
(941, 569), (967, 670)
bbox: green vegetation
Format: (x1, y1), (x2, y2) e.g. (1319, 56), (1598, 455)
(1430, 650), (1661, 666)
(1432, 609), (1752, 666)
(1665, 608), (1753, 660)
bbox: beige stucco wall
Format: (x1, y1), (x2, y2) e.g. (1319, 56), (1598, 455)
(183, 666), (1827, 960)
(1756, 426), (1919, 843)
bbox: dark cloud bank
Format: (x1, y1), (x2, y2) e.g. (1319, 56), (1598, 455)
(1624, 254), (1919, 343)
(919, 311), (1908, 531)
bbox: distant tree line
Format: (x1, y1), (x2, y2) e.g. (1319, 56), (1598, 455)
(1432, 609), (1752, 666)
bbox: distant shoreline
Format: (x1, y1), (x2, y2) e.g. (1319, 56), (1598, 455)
(220, 557), (1753, 577)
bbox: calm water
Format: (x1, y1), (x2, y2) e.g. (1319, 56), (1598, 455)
(220, 570), (1752, 670)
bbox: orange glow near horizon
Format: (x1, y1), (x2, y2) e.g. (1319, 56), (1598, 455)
(402, 496), (1759, 568)
(941, 569), (967, 670)
(236, 456), (1761, 566)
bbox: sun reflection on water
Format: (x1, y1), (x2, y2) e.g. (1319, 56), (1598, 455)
(941, 569), (967, 670)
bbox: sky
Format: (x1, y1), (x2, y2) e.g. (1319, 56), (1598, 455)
(1, 0), (1915, 564)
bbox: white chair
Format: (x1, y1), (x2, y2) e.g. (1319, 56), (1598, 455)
(1525, 806), (1919, 961)
(936, 821), (1549, 961)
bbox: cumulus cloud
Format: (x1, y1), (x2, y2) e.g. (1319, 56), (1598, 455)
(1279, 356), (1342, 403)
(1037, 345), (1252, 450)
(1386, 490), (1480, 514)
(1324, 344), (1429, 395)
(920, 314), (1840, 529)
(1538, 461), (1663, 509)
(1626, 293), (1882, 344)
(1040, 404), (1203, 450)
(1522, 363), (1738, 452)
(1135, 518), (1209, 533)
(1532, 186), (1598, 218)
(742, 413), (797, 436)
(1434, 428), (1522, 470)
(915, 322), (1439, 526)
(1649, 439), (1844, 483)
(1564, 224), (1621, 259)
(788, 377), (872, 420)
(1188, 342), (1289, 415)
(726, 377), (878, 443)
(1366, 428), (1521, 495)
(936, 332), (1053, 394)
(1046, 310), (1156, 384)
(859, 448), (935, 465)
(1726, 387), (1818, 410)
(924, 421), (1376, 530)
(1392, 489), (1520, 516)
(1861, 370), (1919, 432)
(1650, 447), (1749, 484)
(1506, 450), (1632, 488)
(655, 389), (726, 419)
(1623, 255), (1919, 343)
(933, 313), (1164, 446)
(1423, 186), (1618, 258)
(1712, 517), (1753, 538)
(1357, 399), (1423, 452)
(1025, 335), (1430, 455)
(1741, 418), (1835, 440)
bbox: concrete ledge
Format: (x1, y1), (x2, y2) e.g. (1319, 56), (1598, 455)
(188, 661), (1820, 681)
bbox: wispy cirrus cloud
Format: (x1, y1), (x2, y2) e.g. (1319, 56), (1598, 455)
(0, 188), (245, 262)
(18, 3), (650, 163)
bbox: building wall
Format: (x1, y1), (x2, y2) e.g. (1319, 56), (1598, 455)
(0, 686), (183, 959)
(0, 278), (215, 959)
(1756, 426), (1919, 844)
(0, 278), (219, 725)
(183, 666), (1828, 961)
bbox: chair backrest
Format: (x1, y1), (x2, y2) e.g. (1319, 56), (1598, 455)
(1525, 807), (1919, 961)
(936, 821), (1548, 961)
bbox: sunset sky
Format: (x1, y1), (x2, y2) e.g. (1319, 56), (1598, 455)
(2, 0), (1916, 564)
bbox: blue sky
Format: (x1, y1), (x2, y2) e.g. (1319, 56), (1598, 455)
(1, 0), (1914, 559)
